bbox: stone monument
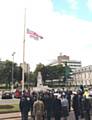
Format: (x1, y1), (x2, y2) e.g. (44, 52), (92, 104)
(32, 71), (51, 91)
(37, 71), (43, 87)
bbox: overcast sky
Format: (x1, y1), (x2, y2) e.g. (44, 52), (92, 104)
(0, 0), (92, 71)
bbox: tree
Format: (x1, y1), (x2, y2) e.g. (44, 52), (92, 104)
(41, 64), (64, 86)
(0, 60), (22, 89)
(14, 66), (22, 86)
(1, 60), (12, 88)
(29, 62), (71, 87)
(63, 62), (72, 83)
(28, 72), (35, 86)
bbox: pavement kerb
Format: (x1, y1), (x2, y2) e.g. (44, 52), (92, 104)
(0, 112), (21, 119)
(0, 116), (20, 120)
(0, 112), (31, 119)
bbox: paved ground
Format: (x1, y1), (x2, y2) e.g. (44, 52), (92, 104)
(0, 111), (92, 120)
(0, 112), (21, 120)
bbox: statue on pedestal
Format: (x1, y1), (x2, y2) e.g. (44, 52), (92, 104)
(37, 71), (43, 87)
(32, 71), (51, 92)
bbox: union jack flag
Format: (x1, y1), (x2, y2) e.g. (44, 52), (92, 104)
(27, 28), (43, 40)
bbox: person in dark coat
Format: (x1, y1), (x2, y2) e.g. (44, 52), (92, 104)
(53, 95), (62, 120)
(72, 92), (80, 120)
(83, 96), (91, 120)
(44, 93), (54, 120)
(66, 90), (72, 112)
(19, 91), (31, 120)
(30, 92), (37, 120)
(78, 91), (84, 119)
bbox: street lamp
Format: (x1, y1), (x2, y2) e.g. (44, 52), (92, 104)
(11, 52), (16, 92)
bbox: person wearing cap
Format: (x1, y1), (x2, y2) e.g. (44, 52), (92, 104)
(19, 90), (31, 120)
(53, 95), (62, 120)
(72, 91), (81, 120)
(82, 95), (91, 120)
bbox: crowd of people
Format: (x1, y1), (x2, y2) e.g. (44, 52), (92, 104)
(19, 88), (92, 120)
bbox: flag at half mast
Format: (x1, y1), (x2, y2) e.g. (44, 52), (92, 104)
(27, 28), (43, 40)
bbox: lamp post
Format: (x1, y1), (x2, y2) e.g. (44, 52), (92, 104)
(11, 52), (16, 92)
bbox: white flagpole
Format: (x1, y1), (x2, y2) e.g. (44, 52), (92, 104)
(22, 8), (26, 92)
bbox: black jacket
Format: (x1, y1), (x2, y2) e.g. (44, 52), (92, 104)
(19, 96), (31, 113)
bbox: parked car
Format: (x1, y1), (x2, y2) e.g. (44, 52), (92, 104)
(2, 91), (12, 99)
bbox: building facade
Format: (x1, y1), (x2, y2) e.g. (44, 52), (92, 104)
(20, 62), (30, 73)
(47, 53), (82, 86)
(72, 65), (92, 86)
(50, 53), (82, 72)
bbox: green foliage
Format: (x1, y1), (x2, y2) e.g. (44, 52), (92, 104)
(0, 60), (22, 88)
(41, 64), (63, 81)
(63, 62), (72, 82)
(33, 63), (64, 86)
(0, 60), (72, 88)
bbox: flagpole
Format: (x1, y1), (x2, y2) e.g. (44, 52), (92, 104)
(22, 8), (26, 92)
